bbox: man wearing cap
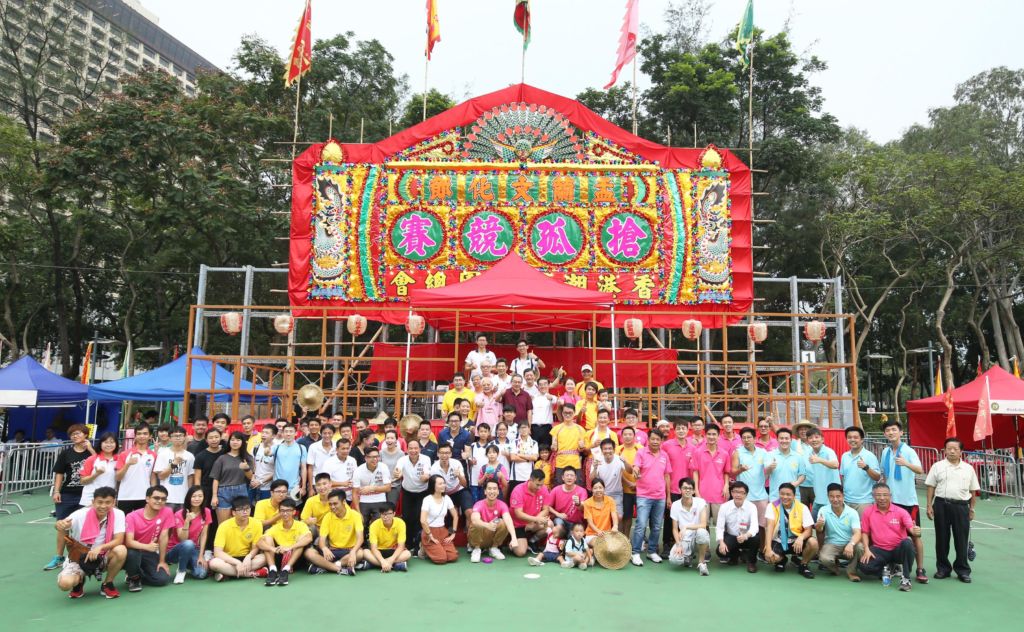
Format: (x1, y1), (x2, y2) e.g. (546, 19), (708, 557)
(792, 420), (817, 507)
(925, 437), (980, 582)
(574, 364), (604, 396)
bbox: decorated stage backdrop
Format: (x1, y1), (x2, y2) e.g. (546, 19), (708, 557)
(290, 84), (752, 327)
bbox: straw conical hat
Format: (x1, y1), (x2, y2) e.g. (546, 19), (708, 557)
(592, 531), (632, 570)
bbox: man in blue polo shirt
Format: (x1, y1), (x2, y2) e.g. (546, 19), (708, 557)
(815, 483), (863, 581)
(765, 428), (805, 501)
(879, 419), (927, 584)
(732, 428), (769, 526)
(839, 426), (880, 515)
(438, 412), (472, 466)
(804, 428), (840, 519)
(274, 424), (308, 500)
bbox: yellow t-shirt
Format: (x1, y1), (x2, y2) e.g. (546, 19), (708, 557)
(253, 499), (279, 524)
(441, 387), (477, 417)
(246, 435), (262, 454)
(574, 379), (604, 397)
(214, 517), (263, 557)
(551, 423), (586, 468)
(320, 508), (363, 549)
(575, 399), (599, 430)
(368, 517), (407, 550)
(617, 443), (641, 494)
(265, 520), (310, 547)
(300, 493), (331, 526)
(586, 427), (619, 453)
(537, 460), (553, 487)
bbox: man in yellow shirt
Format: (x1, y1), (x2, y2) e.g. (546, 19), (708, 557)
(257, 498), (312, 586)
(303, 489), (364, 576)
(574, 383), (601, 430)
(301, 473), (334, 540)
(551, 403), (586, 483)
(574, 364), (604, 396)
(365, 502), (411, 572)
(253, 480), (289, 529)
(441, 373), (477, 419)
(209, 496), (266, 581)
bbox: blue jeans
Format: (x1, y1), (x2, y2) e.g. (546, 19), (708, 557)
(166, 540), (207, 579)
(631, 497), (665, 554)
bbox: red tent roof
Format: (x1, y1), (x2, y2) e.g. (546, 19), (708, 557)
(907, 365), (1024, 412)
(410, 253), (612, 332)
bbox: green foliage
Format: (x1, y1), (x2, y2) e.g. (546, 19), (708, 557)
(397, 89), (456, 131)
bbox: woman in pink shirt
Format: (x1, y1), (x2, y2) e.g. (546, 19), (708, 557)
(167, 485), (212, 583)
(474, 377), (503, 428)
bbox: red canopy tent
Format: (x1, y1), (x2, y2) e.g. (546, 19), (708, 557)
(410, 253), (612, 332)
(907, 366), (1024, 451)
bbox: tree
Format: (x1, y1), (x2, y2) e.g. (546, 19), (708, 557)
(397, 89), (455, 131)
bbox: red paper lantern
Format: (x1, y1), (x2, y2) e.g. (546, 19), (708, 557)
(346, 314), (368, 336)
(406, 313), (426, 336)
(273, 314), (294, 335)
(747, 322), (767, 344)
(682, 319), (703, 341)
(804, 320), (827, 343)
(220, 312), (242, 336)
(623, 318), (643, 340)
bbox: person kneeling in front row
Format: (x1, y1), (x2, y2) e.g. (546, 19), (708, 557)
(304, 489), (364, 576)
(763, 482), (818, 579)
(208, 496), (267, 581)
(365, 502), (412, 572)
(257, 497), (312, 586)
(55, 486), (127, 599)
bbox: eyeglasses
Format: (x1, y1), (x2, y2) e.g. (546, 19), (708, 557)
(150, 496), (167, 502)
(232, 507), (252, 513)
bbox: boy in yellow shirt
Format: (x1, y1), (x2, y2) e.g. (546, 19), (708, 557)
(257, 498), (312, 586)
(365, 502), (411, 572)
(551, 403), (586, 482)
(301, 473), (334, 540)
(303, 489), (364, 576)
(209, 496), (266, 581)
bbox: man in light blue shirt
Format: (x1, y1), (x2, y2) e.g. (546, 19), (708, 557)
(839, 426), (881, 514)
(732, 428), (769, 525)
(805, 428), (840, 519)
(792, 421), (817, 506)
(880, 419), (927, 584)
(273, 424), (308, 499)
(815, 483), (862, 581)
(765, 428), (805, 501)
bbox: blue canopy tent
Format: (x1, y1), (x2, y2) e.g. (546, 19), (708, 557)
(87, 347), (272, 403)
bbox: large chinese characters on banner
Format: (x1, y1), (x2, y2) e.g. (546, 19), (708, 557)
(290, 85), (752, 327)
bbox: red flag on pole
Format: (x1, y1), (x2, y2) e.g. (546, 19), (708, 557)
(604, 0), (640, 89)
(426, 0), (441, 60)
(284, 0), (312, 88)
(973, 376), (993, 442)
(943, 388), (956, 437)
(513, 0), (531, 49)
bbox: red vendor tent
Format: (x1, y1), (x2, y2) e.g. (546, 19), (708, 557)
(907, 366), (1024, 451)
(410, 253), (612, 332)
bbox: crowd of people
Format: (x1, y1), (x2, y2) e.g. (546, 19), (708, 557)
(44, 340), (982, 599)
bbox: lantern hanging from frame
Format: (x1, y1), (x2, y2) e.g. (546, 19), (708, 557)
(273, 314), (294, 335)
(623, 318), (643, 340)
(804, 320), (826, 343)
(406, 313), (426, 337)
(346, 314), (368, 336)
(747, 322), (767, 344)
(682, 319), (703, 341)
(220, 312), (242, 336)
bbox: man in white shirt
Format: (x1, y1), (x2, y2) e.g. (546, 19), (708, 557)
(522, 369), (541, 398)
(55, 486), (127, 599)
(152, 427), (195, 510)
(669, 477), (710, 575)
(925, 437), (981, 582)
(393, 440), (431, 554)
(492, 359), (513, 392)
(509, 422), (539, 495)
(530, 377), (557, 447)
(353, 446), (392, 525)
(590, 439), (626, 518)
(509, 340), (545, 378)
(464, 335), (496, 379)
(715, 481), (760, 572)
(305, 423), (337, 495)
(323, 437), (358, 502)
(249, 425), (277, 504)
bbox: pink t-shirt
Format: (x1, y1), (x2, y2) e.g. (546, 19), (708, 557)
(617, 426), (648, 446)
(693, 447), (730, 503)
(634, 447), (673, 500)
(755, 436), (779, 451)
(168, 507), (213, 548)
(718, 434), (743, 455)
(509, 483), (550, 527)
(661, 438), (693, 487)
(125, 506), (175, 544)
(472, 499), (510, 523)
(862, 504), (915, 550)
(547, 485), (588, 523)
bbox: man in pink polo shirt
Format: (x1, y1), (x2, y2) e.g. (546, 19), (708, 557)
(662, 419), (694, 548)
(617, 408), (648, 447)
(859, 482), (921, 592)
(755, 417), (779, 451)
(629, 430), (672, 566)
(508, 470), (551, 557)
(718, 415), (742, 455)
(692, 423), (730, 528)
(687, 417), (706, 449)
(123, 484), (174, 592)
(546, 467), (588, 529)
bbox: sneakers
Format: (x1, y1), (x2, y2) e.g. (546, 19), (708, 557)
(277, 570), (289, 586)
(100, 582), (120, 599)
(899, 577), (912, 592)
(630, 553), (643, 567)
(799, 564), (816, 579)
(579, 561), (588, 570)
(213, 573), (225, 582)
(916, 568), (929, 584)
(252, 567), (268, 579)
(648, 552), (663, 564)
(417, 547), (426, 560)
(528, 557), (544, 567)
(339, 567), (355, 577)
(681, 555), (692, 568)
(559, 560), (575, 568)
(308, 565), (326, 575)
(265, 569), (279, 586)
(126, 575), (142, 592)
(488, 547), (506, 561)
(69, 582), (85, 599)
(698, 562), (709, 576)
(393, 562), (408, 572)
(173, 569), (186, 585)
(354, 561), (369, 571)
(471, 548), (482, 563)
(44, 555), (65, 571)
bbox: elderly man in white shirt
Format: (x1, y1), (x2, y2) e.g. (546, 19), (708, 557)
(715, 481), (760, 572)
(925, 437), (980, 582)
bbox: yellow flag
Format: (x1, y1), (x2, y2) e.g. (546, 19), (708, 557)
(1015, 357), (1021, 379)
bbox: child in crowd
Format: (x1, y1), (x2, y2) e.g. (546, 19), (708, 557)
(528, 524), (566, 567)
(536, 445), (553, 487)
(478, 445), (509, 500)
(564, 522), (590, 570)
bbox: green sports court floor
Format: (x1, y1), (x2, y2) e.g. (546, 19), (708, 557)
(1, 491), (1021, 631)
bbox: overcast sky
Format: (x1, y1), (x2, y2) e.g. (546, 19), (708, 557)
(140, 0), (1024, 143)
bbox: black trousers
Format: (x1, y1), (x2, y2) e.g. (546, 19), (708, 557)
(860, 539), (915, 580)
(933, 497), (972, 577)
(531, 425), (552, 450)
(401, 488), (428, 550)
(719, 532), (760, 564)
(663, 493), (681, 548)
(125, 549), (170, 586)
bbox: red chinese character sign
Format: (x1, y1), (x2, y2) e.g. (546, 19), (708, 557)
(289, 84), (753, 328)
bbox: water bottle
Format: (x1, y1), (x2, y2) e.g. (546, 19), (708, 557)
(882, 565), (891, 587)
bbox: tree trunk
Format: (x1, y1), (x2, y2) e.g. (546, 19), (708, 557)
(966, 305), (992, 383)
(936, 255), (963, 390)
(989, 296), (1009, 370)
(997, 298), (1024, 364)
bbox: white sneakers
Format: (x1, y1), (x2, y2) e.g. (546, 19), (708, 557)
(471, 548), (482, 563)
(560, 560), (575, 568)
(698, 562), (709, 576)
(648, 552), (663, 564)
(579, 561), (588, 570)
(631, 553), (644, 567)
(173, 569), (186, 585)
(528, 557), (544, 566)
(488, 547), (505, 560)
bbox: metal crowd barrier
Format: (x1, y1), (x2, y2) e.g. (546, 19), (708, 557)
(862, 439), (941, 485)
(963, 450), (1024, 516)
(0, 441), (69, 515)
